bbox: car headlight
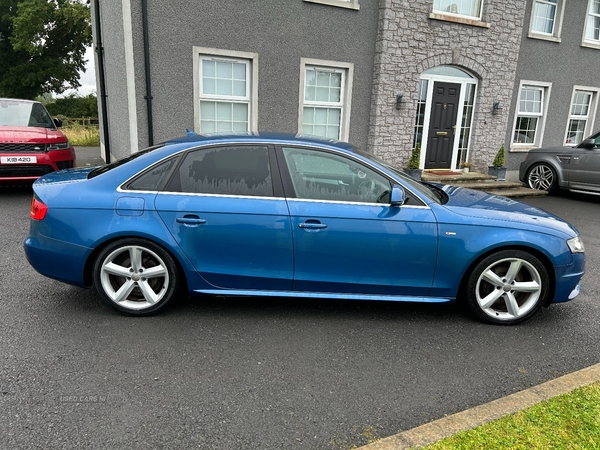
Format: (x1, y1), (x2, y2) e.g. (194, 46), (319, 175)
(47, 141), (71, 150)
(567, 236), (585, 253)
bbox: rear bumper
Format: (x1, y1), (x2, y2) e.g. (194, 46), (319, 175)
(23, 232), (90, 288)
(0, 148), (76, 181)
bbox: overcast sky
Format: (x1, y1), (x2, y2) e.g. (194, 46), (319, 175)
(59, 46), (96, 97)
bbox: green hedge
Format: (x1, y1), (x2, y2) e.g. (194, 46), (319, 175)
(45, 94), (98, 118)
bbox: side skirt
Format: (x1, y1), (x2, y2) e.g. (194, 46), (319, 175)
(569, 189), (600, 197)
(194, 289), (454, 303)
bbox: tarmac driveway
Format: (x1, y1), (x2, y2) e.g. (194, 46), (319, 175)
(0, 182), (599, 449)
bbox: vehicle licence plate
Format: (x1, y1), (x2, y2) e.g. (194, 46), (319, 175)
(1, 156), (37, 164)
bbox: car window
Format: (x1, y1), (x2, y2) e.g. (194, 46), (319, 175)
(88, 144), (165, 178)
(166, 145), (273, 197)
(354, 150), (443, 205)
(281, 146), (391, 203)
(28, 103), (55, 128)
(126, 158), (177, 191)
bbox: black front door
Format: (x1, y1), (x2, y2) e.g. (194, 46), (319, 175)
(425, 82), (460, 169)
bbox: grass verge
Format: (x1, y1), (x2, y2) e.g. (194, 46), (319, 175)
(61, 123), (100, 147)
(424, 381), (600, 449)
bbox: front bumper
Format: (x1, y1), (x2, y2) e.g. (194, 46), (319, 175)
(552, 252), (586, 304)
(0, 148), (76, 181)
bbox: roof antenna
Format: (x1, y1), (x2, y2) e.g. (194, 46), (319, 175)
(185, 128), (197, 137)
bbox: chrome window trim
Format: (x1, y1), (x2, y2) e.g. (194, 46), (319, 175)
(285, 197), (430, 209)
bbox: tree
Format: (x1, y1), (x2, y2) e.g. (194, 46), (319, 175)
(0, 0), (91, 99)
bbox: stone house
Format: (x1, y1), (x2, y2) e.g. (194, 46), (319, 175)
(91, 0), (600, 181)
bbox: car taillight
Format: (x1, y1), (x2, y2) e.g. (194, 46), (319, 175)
(30, 197), (48, 221)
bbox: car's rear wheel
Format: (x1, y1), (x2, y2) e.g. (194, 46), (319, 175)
(93, 238), (179, 315)
(527, 163), (558, 193)
(466, 250), (549, 325)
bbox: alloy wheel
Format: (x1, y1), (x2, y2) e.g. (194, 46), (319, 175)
(475, 257), (542, 321)
(527, 164), (555, 191)
(99, 244), (170, 311)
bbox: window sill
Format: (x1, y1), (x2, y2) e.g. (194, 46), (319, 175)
(510, 145), (538, 153)
(528, 32), (561, 43)
(303, 0), (359, 10)
(428, 12), (490, 28)
(581, 40), (600, 50)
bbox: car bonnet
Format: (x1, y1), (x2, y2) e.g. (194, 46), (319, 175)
(436, 184), (579, 237)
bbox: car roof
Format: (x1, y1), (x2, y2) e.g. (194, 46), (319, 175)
(164, 131), (356, 152)
(0, 98), (38, 104)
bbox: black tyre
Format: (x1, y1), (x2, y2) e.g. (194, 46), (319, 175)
(465, 250), (549, 325)
(527, 163), (558, 193)
(92, 238), (179, 315)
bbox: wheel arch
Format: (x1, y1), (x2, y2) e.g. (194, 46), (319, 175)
(525, 159), (563, 191)
(456, 244), (556, 307)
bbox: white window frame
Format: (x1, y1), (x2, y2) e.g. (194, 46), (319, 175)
(193, 47), (259, 134)
(298, 58), (354, 142)
(564, 87), (600, 145)
(582, 0), (600, 49)
(431, 0), (484, 20)
(528, 0), (564, 42)
(429, 1), (489, 28)
(511, 81), (552, 151)
(303, 0), (359, 10)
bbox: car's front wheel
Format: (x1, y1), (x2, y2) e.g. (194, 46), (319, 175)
(527, 163), (558, 193)
(92, 238), (179, 315)
(465, 250), (549, 325)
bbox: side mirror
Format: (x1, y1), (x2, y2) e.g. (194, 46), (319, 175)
(390, 185), (406, 207)
(579, 138), (596, 149)
(53, 118), (63, 128)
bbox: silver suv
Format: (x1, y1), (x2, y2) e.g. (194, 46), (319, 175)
(519, 131), (600, 195)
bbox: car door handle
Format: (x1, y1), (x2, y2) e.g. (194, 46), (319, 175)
(298, 221), (328, 230)
(176, 215), (207, 226)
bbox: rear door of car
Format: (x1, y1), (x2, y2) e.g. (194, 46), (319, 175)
(154, 144), (293, 290)
(277, 145), (438, 296)
(568, 133), (600, 192)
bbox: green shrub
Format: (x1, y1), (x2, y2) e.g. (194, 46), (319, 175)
(492, 144), (505, 167)
(407, 142), (421, 169)
(45, 94), (98, 119)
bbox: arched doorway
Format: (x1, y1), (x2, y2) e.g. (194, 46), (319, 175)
(412, 66), (478, 170)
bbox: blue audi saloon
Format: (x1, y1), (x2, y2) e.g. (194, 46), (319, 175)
(24, 133), (585, 324)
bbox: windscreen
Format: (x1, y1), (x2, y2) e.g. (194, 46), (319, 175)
(0, 100), (55, 128)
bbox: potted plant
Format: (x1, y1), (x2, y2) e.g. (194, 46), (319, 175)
(459, 161), (472, 173)
(404, 143), (422, 181)
(488, 144), (507, 181)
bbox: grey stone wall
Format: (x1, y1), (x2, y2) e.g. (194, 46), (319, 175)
(368, 0), (526, 172)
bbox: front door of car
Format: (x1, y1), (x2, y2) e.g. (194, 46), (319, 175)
(155, 144), (293, 290)
(278, 146), (438, 296)
(568, 133), (600, 192)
